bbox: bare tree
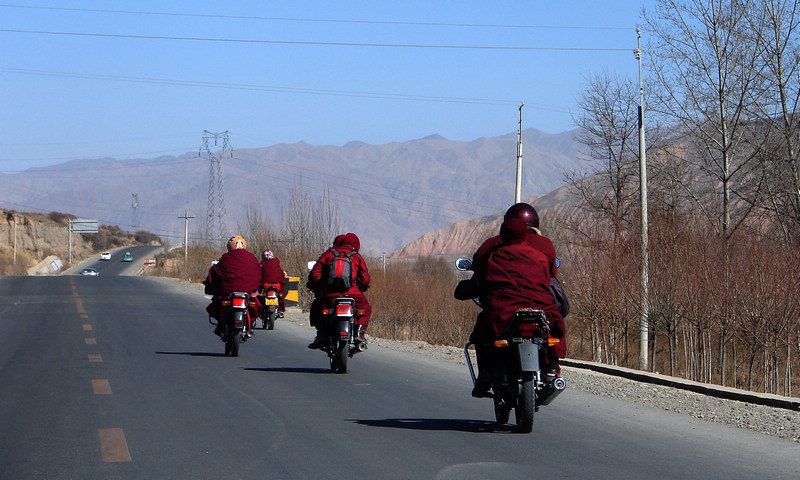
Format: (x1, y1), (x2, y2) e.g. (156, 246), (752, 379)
(646, 0), (767, 240)
(744, 0), (800, 244)
(570, 71), (642, 245)
(280, 182), (342, 309)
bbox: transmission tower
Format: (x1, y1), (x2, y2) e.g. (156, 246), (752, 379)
(201, 130), (232, 246)
(131, 193), (139, 228)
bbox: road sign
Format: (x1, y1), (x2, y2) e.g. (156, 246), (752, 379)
(69, 219), (98, 233)
(143, 258), (156, 266)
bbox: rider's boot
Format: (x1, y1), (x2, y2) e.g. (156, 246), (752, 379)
(308, 327), (326, 349)
(354, 324), (367, 344)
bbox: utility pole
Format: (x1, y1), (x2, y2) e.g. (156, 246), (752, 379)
(202, 130), (232, 246)
(12, 213), (17, 266)
(635, 28), (650, 371)
(178, 208), (195, 264)
(515, 102), (524, 203)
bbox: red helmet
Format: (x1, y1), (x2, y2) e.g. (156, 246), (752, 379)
(504, 203), (539, 229)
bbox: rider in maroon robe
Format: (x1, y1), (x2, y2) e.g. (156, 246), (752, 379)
(456, 213), (565, 397)
(307, 232), (372, 348)
(204, 236), (262, 336)
(259, 250), (286, 314)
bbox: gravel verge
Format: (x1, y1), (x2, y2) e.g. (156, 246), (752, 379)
(154, 276), (800, 443)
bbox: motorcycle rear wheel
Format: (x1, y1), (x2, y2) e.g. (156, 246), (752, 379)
(266, 311), (276, 330)
(332, 341), (348, 374)
(225, 334), (240, 357)
(515, 372), (535, 433)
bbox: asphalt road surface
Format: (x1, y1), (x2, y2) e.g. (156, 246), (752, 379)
(1, 274), (798, 480)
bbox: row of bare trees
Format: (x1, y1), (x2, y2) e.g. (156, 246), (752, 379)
(564, 0), (800, 395)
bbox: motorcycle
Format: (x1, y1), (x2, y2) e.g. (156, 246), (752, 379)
(318, 296), (367, 373)
(456, 258), (566, 433)
(209, 291), (258, 357)
(257, 284), (280, 330)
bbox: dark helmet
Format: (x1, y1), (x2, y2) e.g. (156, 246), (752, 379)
(504, 203), (539, 229)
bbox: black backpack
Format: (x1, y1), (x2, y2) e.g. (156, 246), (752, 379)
(326, 248), (357, 290)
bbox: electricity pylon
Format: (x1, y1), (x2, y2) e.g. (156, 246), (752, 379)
(201, 130), (232, 246)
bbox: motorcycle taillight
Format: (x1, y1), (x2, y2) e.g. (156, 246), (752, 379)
(231, 297), (247, 308)
(518, 321), (539, 336)
(335, 304), (354, 316)
(267, 291), (278, 299)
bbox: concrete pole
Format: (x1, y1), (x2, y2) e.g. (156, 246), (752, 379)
(68, 220), (73, 265)
(515, 102), (524, 203)
(13, 214), (17, 266)
(179, 208), (195, 264)
(635, 28), (650, 371)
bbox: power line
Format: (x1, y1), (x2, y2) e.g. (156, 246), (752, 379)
(0, 4), (634, 31)
(0, 29), (632, 52)
(0, 68), (529, 108)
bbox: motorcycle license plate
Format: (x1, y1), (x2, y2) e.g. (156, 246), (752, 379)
(264, 298), (278, 306)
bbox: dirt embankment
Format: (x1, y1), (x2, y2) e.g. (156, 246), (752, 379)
(0, 208), (153, 275)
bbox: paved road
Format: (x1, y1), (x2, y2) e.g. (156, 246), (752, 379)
(1, 275), (798, 479)
(66, 245), (163, 276)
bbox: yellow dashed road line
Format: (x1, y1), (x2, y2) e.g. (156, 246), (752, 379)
(99, 428), (132, 462)
(92, 379), (112, 395)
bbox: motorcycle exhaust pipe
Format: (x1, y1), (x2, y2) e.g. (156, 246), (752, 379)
(354, 341), (368, 352)
(538, 377), (566, 406)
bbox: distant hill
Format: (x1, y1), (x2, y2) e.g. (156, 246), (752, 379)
(392, 182), (576, 260)
(0, 129), (585, 256)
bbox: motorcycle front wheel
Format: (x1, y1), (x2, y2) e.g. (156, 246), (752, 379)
(515, 372), (535, 433)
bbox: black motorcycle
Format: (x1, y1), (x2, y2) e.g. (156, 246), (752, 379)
(209, 292), (257, 357)
(456, 258), (566, 433)
(318, 297), (366, 373)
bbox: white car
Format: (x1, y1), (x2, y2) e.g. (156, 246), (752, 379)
(100, 252), (112, 261)
(81, 268), (99, 276)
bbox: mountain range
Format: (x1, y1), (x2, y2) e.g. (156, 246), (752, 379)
(0, 128), (584, 256)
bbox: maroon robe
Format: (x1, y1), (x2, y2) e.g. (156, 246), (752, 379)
(462, 220), (566, 358)
(307, 233), (372, 327)
(204, 248), (262, 321)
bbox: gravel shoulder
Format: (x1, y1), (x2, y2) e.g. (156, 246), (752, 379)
(154, 276), (800, 444)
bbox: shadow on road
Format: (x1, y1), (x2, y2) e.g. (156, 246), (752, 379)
(244, 367), (333, 374)
(156, 351), (228, 357)
(352, 418), (509, 433)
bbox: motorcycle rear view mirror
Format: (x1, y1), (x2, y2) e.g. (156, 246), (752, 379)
(455, 258), (472, 271)
(556, 257), (561, 268)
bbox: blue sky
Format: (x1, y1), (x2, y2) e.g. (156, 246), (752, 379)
(1, 1), (656, 171)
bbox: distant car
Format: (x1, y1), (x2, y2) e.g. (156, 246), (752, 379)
(81, 268), (99, 276)
(100, 252), (112, 261)
(122, 252), (133, 262)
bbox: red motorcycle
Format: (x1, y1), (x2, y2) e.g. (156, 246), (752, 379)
(257, 284), (280, 330)
(209, 292), (258, 357)
(318, 297), (367, 373)
(457, 258), (566, 433)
